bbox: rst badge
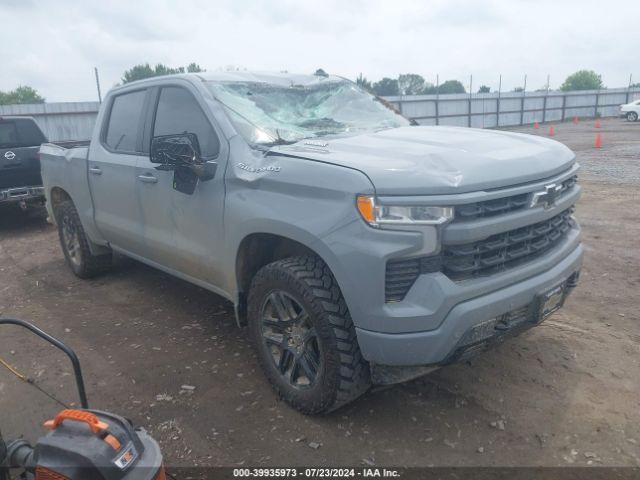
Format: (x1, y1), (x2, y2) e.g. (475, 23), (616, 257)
(530, 183), (562, 209)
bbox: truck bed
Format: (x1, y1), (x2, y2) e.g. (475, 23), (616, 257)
(39, 142), (92, 221)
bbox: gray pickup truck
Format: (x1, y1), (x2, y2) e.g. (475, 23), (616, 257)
(40, 72), (583, 414)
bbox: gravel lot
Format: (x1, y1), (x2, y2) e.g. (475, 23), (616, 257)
(0, 118), (639, 468)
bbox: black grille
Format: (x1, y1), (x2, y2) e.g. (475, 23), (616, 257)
(455, 193), (529, 220)
(443, 208), (574, 280)
(385, 256), (442, 302)
(455, 175), (577, 221)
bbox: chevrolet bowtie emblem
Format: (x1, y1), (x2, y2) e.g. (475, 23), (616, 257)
(530, 183), (562, 209)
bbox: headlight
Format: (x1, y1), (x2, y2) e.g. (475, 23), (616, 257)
(356, 195), (453, 227)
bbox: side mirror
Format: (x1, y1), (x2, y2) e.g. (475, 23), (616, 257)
(151, 133), (201, 166)
(150, 133), (216, 181)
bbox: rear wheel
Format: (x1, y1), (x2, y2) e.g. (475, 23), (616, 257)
(627, 111), (638, 122)
(248, 255), (370, 414)
(55, 200), (112, 278)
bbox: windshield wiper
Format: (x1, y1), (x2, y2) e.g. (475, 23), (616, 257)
(261, 138), (298, 146)
(260, 129), (300, 146)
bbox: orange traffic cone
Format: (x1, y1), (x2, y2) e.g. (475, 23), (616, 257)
(573, 116), (579, 125)
(534, 121), (540, 129)
(548, 125), (555, 137)
(595, 119), (601, 128)
(595, 133), (602, 148)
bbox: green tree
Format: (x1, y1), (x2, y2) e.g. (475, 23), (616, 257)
(122, 62), (204, 83)
(372, 77), (400, 96)
(314, 68), (328, 77)
(560, 70), (604, 91)
(478, 85), (491, 93)
(421, 83), (437, 94)
(0, 86), (45, 105)
(421, 79), (466, 95)
(356, 73), (372, 92)
(630, 83), (640, 89)
(438, 80), (466, 94)
(398, 73), (425, 95)
(186, 63), (204, 73)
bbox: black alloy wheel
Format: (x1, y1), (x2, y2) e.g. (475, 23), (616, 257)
(260, 290), (322, 388)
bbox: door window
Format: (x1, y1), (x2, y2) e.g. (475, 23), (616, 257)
(153, 87), (220, 157)
(104, 90), (147, 153)
(0, 122), (18, 147)
(0, 119), (46, 147)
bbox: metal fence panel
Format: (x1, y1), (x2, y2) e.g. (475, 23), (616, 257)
(0, 101), (99, 141)
(386, 87), (640, 128)
(401, 99), (435, 118)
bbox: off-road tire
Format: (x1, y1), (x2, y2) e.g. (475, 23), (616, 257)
(627, 111), (638, 122)
(248, 255), (371, 414)
(55, 200), (112, 278)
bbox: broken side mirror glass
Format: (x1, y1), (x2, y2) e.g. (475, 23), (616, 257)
(150, 133), (217, 183)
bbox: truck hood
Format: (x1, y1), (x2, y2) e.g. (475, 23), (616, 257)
(269, 126), (576, 195)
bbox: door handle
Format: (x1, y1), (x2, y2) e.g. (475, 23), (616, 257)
(88, 167), (102, 175)
(137, 174), (158, 184)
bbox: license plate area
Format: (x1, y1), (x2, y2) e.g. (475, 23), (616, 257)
(536, 282), (566, 321)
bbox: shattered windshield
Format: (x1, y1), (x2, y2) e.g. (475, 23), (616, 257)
(206, 79), (409, 146)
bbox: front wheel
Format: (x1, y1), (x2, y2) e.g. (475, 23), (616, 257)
(248, 256), (370, 414)
(55, 200), (112, 278)
(627, 111), (638, 122)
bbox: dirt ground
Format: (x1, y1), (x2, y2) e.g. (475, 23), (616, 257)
(0, 118), (639, 468)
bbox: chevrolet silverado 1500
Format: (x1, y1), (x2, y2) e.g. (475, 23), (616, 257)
(39, 72), (583, 414)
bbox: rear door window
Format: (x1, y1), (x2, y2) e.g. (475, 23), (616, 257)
(0, 122), (18, 147)
(104, 90), (147, 153)
(153, 87), (220, 157)
(0, 119), (46, 147)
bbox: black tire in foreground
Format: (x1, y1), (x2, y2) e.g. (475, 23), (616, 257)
(55, 200), (112, 278)
(248, 255), (371, 414)
(627, 111), (638, 122)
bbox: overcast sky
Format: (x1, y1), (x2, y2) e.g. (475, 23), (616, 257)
(1, 0), (638, 102)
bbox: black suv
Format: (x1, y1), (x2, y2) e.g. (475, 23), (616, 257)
(0, 116), (48, 208)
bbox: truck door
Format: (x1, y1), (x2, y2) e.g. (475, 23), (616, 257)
(135, 84), (228, 289)
(88, 88), (148, 254)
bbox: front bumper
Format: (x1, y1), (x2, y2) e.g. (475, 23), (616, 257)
(0, 185), (45, 204)
(356, 241), (583, 367)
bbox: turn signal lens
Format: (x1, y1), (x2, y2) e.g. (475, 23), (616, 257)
(356, 195), (377, 225)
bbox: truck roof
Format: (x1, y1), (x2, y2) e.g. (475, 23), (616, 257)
(111, 71), (345, 92)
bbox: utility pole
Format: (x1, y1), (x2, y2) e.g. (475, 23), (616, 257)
(542, 74), (550, 123)
(94, 67), (102, 103)
(496, 74), (502, 128)
(468, 74), (473, 127)
(435, 74), (440, 126)
(520, 74), (527, 125)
